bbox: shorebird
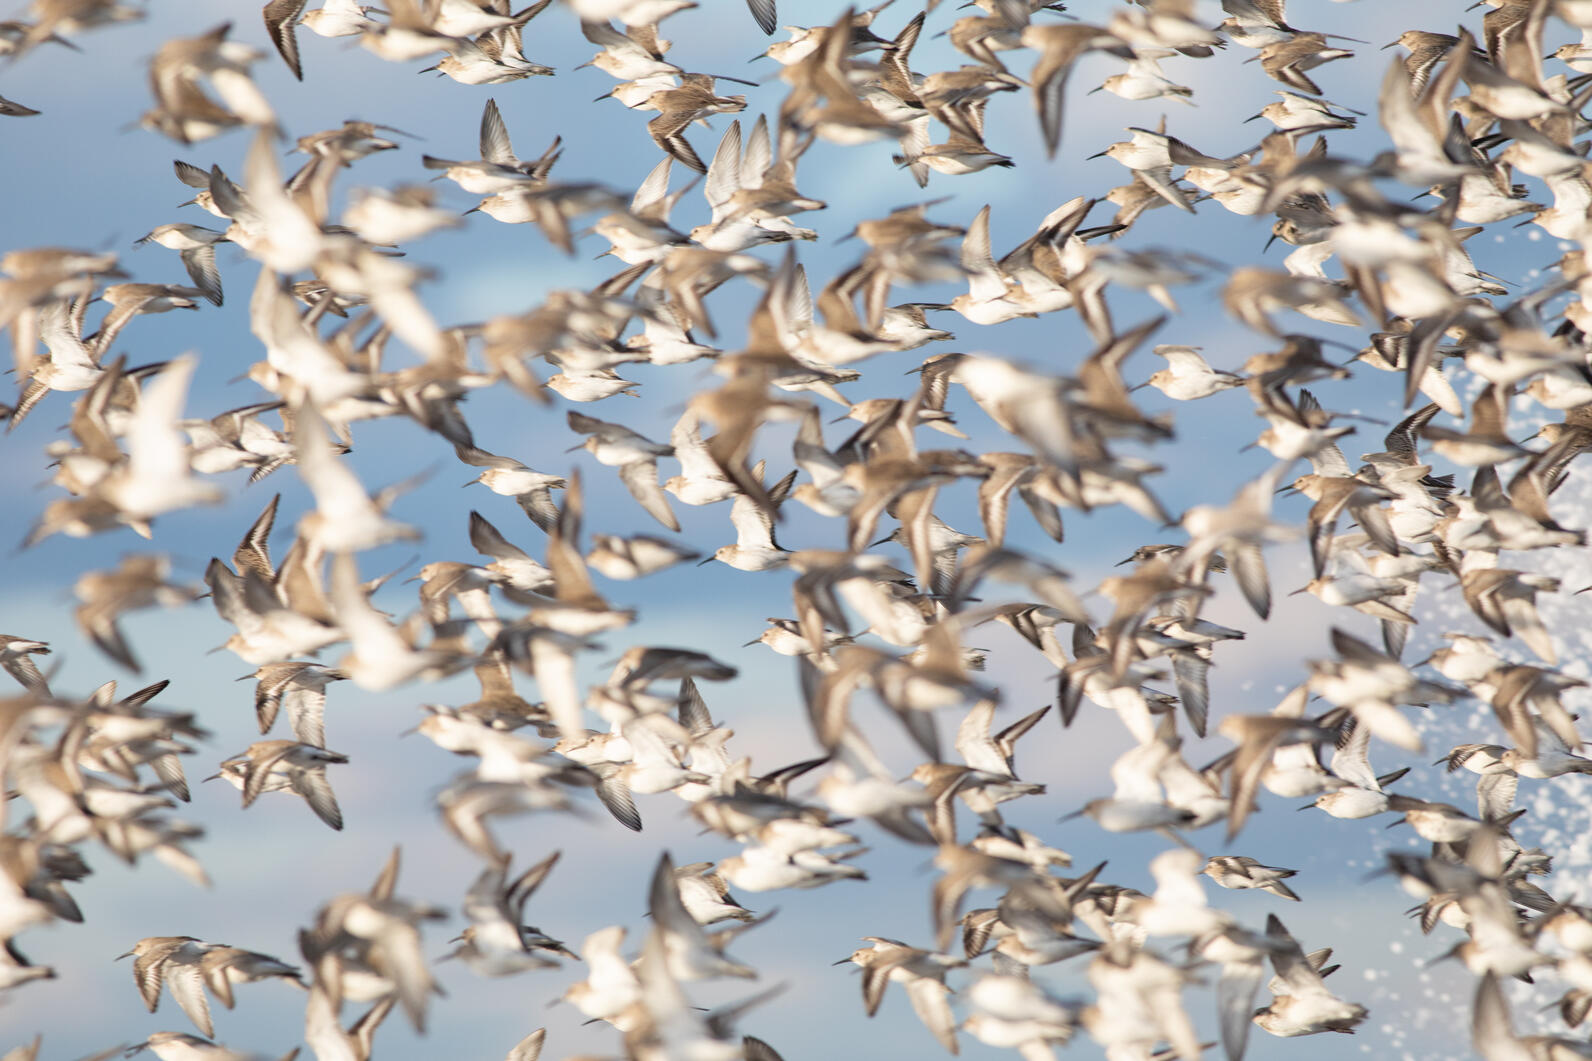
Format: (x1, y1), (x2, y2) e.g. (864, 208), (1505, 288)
(1203, 855), (1300, 900)
(0, 636), (51, 692)
(424, 99), (558, 195)
(642, 75), (748, 175)
(209, 740), (348, 830)
(1252, 914), (1367, 1037)
(1142, 345), (1246, 400)
(133, 224), (225, 305)
(245, 661), (344, 747)
(456, 443), (566, 532)
(839, 936), (962, 1054)
(465, 510), (555, 595)
(566, 410), (678, 531)
(586, 533), (699, 580)
(264, 0), (380, 79)
(74, 555), (200, 673)
(1255, 32), (1354, 94)
(562, 925), (640, 1023)
(648, 851), (757, 980)
(945, 205), (1035, 325)
(444, 853), (571, 976)
(706, 470), (795, 571)
(143, 23), (276, 143)
(120, 937), (302, 1037)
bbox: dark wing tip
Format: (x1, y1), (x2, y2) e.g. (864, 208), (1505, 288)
(748, 0), (777, 35)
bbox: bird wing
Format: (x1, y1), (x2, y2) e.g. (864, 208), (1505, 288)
(961, 205), (1007, 302)
(619, 459), (680, 531)
(506, 1029), (546, 1061)
(126, 355), (203, 493)
(165, 955), (215, 1038)
(594, 767), (642, 832)
(1216, 956), (1264, 1061)
(262, 0), (307, 80)
(746, 0), (776, 34)
(728, 491), (776, 550)
(704, 120), (743, 218)
(469, 510), (531, 563)
(479, 98), (518, 166)
(282, 684), (328, 749)
(289, 763), (345, 830)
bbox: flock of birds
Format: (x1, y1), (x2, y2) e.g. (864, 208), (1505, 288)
(8, 0), (1592, 1058)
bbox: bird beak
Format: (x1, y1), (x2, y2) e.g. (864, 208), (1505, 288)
(1059, 807), (1087, 821)
(696, 556), (716, 566)
(832, 958), (853, 966)
(1380, 40), (1400, 50)
(1086, 150), (1109, 160)
(742, 638), (761, 647)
